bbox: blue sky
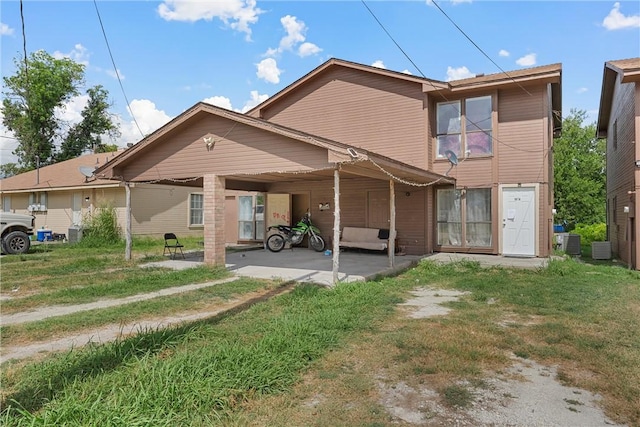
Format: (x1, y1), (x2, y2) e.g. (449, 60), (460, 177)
(1, 0), (639, 165)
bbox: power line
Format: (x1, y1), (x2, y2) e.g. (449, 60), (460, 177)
(93, 0), (145, 139)
(430, 0), (533, 97)
(360, 0), (549, 157)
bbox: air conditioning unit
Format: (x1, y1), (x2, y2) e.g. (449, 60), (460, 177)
(565, 234), (581, 256)
(68, 227), (83, 243)
(591, 241), (612, 260)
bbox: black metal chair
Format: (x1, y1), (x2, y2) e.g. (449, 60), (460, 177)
(163, 233), (185, 259)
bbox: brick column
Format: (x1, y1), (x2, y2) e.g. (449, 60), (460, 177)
(203, 174), (225, 266)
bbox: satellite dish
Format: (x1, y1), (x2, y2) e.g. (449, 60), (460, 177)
(443, 150), (459, 177)
(78, 166), (95, 180)
(444, 150), (458, 166)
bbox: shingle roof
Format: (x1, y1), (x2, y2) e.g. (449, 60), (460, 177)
(1, 152), (123, 192)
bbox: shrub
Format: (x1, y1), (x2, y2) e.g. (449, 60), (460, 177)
(572, 223), (606, 244)
(79, 203), (122, 246)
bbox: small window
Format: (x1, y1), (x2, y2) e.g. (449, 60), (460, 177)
(189, 193), (204, 226)
(28, 192), (48, 211)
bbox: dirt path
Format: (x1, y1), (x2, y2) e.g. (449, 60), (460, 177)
(0, 279), (296, 364)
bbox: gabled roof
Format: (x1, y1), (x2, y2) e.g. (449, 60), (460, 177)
(249, 58), (562, 115)
(94, 102), (452, 186)
(247, 58), (448, 117)
(0, 152), (123, 193)
(597, 58), (640, 138)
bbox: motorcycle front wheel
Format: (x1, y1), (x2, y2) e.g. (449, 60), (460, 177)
(266, 234), (286, 252)
(309, 235), (325, 252)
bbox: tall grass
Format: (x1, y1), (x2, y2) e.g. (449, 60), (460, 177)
(79, 203), (122, 246)
(1, 282), (400, 425)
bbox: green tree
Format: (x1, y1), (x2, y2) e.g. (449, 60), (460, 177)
(57, 85), (120, 161)
(0, 162), (24, 178)
(553, 109), (605, 226)
(2, 50), (119, 169)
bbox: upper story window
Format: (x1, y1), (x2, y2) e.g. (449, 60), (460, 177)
(436, 96), (493, 159)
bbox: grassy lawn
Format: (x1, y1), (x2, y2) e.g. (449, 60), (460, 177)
(1, 246), (639, 426)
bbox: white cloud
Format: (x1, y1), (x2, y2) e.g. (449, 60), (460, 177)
(402, 69), (413, 75)
(371, 60), (386, 69)
(54, 94), (90, 124)
(53, 44), (90, 66)
(446, 65), (474, 81)
(202, 96), (233, 110)
(266, 15), (322, 58)
(241, 90), (269, 112)
(126, 99), (172, 137)
(256, 58), (282, 84)
(0, 110), (19, 165)
(298, 42), (322, 57)
(106, 68), (125, 80)
(0, 22), (14, 36)
(516, 53), (537, 67)
(499, 49), (510, 57)
(577, 87), (588, 94)
(451, 0), (472, 4)
(602, 2), (640, 30)
(157, 0), (262, 39)
(279, 15), (306, 51)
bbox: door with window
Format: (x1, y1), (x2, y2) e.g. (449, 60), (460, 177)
(502, 187), (536, 257)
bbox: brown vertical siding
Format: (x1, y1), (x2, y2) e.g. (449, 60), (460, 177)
(267, 177), (428, 255)
(258, 68), (428, 169)
(117, 115), (331, 182)
(607, 78), (637, 264)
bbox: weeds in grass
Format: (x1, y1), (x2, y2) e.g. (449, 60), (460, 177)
(2, 258), (639, 426)
(441, 384), (474, 408)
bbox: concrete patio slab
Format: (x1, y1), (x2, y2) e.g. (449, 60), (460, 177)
(143, 249), (551, 285)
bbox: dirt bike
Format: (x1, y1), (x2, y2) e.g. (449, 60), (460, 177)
(266, 212), (325, 253)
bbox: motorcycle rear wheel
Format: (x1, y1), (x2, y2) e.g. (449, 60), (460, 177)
(309, 235), (325, 252)
(266, 234), (286, 252)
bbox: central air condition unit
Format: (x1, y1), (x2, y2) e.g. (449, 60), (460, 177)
(68, 226), (83, 243)
(591, 241), (612, 260)
(565, 234), (581, 256)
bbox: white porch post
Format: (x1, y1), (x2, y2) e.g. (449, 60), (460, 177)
(125, 181), (132, 261)
(332, 166), (341, 286)
(204, 174), (226, 266)
(389, 179), (396, 268)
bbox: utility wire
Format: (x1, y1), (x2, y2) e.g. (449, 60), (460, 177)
(430, 0), (533, 97)
(19, 0), (29, 85)
(360, 0), (549, 156)
(93, 0), (145, 139)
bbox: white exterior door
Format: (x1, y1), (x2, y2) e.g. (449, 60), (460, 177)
(502, 187), (536, 257)
(72, 193), (83, 226)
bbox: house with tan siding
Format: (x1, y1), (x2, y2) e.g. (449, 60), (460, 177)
(597, 58), (640, 270)
(94, 58), (561, 270)
(0, 152), (203, 240)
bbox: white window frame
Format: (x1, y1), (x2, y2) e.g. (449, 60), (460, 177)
(189, 193), (204, 227)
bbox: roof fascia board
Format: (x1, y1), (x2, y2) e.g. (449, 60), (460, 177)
(0, 183), (122, 194)
(448, 73), (560, 92)
(596, 65), (618, 138)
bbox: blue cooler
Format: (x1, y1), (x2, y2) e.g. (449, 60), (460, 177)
(37, 229), (53, 241)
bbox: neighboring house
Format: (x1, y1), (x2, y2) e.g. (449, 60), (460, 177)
(0, 152), (202, 239)
(95, 58), (561, 267)
(597, 58), (640, 270)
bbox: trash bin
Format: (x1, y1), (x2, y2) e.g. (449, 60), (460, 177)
(37, 229), (53, 241)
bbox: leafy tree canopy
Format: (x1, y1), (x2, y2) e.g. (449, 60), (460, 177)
(553, 109), (605, 226)
(2, 50), (120, 170)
